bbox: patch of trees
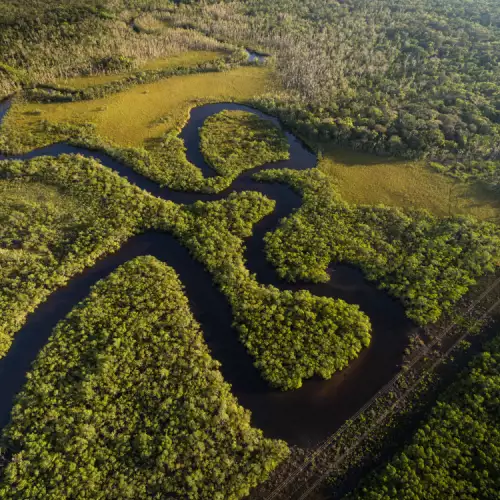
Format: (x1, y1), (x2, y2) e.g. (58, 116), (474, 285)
(0, 154), (171, 359)
(348, 334), (500, 499)
(0, 257), (288, 499)
(254, 168), (500, 325)
(156, 192), (372, 390)
(200, 110), (289, 177)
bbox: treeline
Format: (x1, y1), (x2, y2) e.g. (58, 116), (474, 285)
(347, 334), (500, 499)
(255, 168), (500, 325)
(0, 257), (288, 499)
(200, 110), (289, 177)
(168, 0), (500, 188)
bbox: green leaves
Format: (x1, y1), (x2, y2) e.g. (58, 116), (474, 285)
(256, 168), (500, 325)
(0, 257), (288, 499)
(200, 110), (290, 179)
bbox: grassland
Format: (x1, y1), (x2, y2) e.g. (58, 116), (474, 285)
(5, 66), (274, 148)
(319, 146), (500, 222)
(58, 50), (226, 89)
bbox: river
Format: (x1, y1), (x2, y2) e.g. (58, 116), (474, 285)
(0, 99), (415, 447)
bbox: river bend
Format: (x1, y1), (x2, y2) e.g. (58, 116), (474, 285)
(0, 99), (415, 446)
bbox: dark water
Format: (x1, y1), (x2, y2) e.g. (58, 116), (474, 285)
(0, 99), (415, 447)
(246, 50), (268, 63)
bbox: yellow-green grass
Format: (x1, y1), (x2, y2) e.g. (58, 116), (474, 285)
(8, 66), (274, 147)
(139, 50), (224, 71)
(57, 50), (225, 89)
(319, 146), (500, 221)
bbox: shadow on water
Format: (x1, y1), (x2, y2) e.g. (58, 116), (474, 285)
(0, 99), (415, 446)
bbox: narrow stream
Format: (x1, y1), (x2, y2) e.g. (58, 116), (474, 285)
(0, 99), (415, 447)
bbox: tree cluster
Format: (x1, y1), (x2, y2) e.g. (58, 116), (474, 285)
(0, 257), (288, 499)
(0, 154), (171, 358)
(255, 168), (500, 325)
(156, 191), (372, 390)
(349, 334), (500, 499)
(200, 110), (289, 178)
(0, 155), (372, 391)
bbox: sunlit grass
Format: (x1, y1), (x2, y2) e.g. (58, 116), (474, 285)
(58, 50), (225, 89)
(8, 66), (274, 147)
(319, 145), (500, 221)
(139, 50), (224, 71)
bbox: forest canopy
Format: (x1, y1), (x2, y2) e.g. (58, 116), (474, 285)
(200, 110), (289, 177)
(348, 334), (500, 499)
(255, 168), (500, 325)
(0, 257), (288, 499)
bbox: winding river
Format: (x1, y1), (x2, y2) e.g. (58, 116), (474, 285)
(0, 99), (415, 447)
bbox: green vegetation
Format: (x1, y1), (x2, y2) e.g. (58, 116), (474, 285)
(3, 0), (500, 185)
(0, 155), (371, 390)
(319, 147), (500, 222)
(23, 50), (249, 105)
(0, 257), (288, 499)
(3, 0), (500, 495)
(349, 334), (500, 499)
(200, 110), (289, 177)
(170, 0), (500, 188)
(0, 154), (165, 359)
(160, 193), (372, 390)
(255, 168), (500, 325)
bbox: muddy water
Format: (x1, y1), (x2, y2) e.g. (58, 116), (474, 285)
(0, 100), (415, 446)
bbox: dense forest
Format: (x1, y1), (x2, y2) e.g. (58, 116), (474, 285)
(0, 156), (372, 390)
(2, 0), (500, 187)
(0, 257), (288, 499)
(159, 191), (372, 390)
(0, 0), (233, 98)
(1, 0), (500, 497)
(348, 334), (500, 499)
(256, 168), (500, 325)
(0, 154), (160, 358)
(200, 110), (289, 177)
